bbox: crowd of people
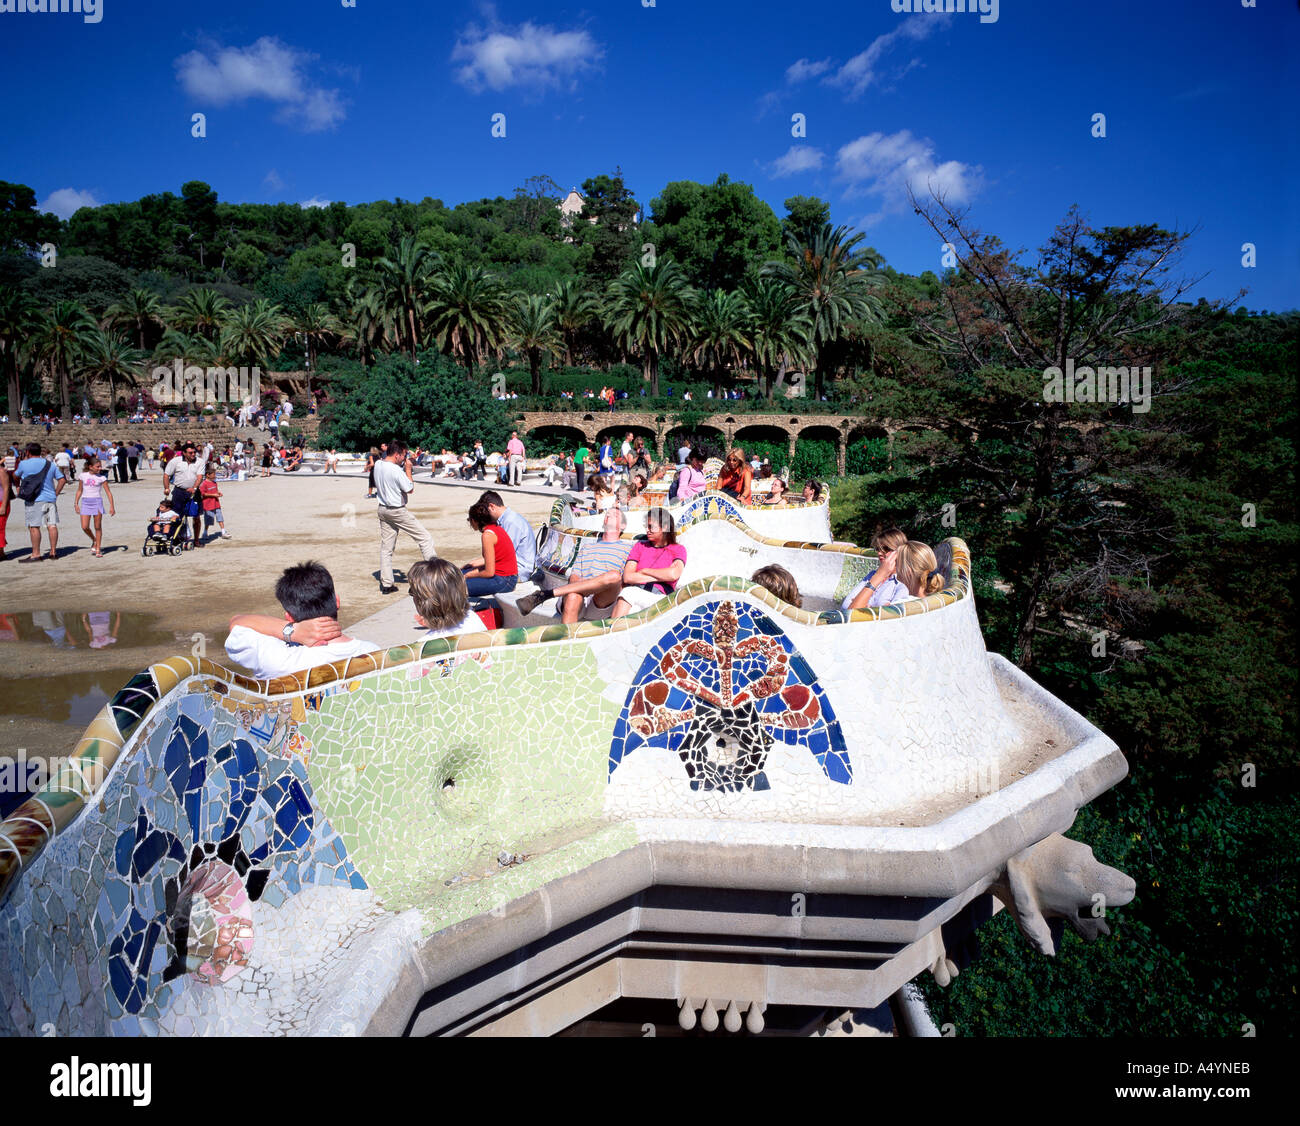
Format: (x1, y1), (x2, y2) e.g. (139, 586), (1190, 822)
(4, 414), (950, 682)
(0, 433), (290, 561)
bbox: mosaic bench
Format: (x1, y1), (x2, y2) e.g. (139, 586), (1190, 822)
(0, 539), (1129, 1036)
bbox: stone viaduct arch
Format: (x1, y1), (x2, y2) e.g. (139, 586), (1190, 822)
(518, 410), (908, 475)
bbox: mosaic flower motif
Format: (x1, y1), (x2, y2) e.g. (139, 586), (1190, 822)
(102, 712), (356, 1017)
(610, 600), (851, 792)
(675, 493), (745, 530)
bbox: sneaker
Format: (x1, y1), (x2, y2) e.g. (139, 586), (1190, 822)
(220, 531), (232, 539)
(379, 584), (398, 595)
(514, 590), (553, 617)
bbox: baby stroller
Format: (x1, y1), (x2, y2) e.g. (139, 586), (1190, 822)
(142, 514), (191, 557)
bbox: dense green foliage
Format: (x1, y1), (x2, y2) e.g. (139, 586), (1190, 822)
(317, 353), (511, 453)
(827, 255), (1297, 1035)
(0, 175), (885, 419)
(917, 780), (1299, 1036)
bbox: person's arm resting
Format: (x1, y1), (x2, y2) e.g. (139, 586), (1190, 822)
(227, 614), (345, 646)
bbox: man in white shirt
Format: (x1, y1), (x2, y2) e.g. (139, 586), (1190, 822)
(226, 561), (376, 679)
(53, 445), (73, 483)
(375, 440), (437, 594)
(163, 442), (207, 545)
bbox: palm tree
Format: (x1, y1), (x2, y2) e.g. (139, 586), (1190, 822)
(346, 283), (394, 368)
(604, 260), (694, 397)
(170, 288), (231, 342)
(104, 288), (165, 351)
(762, 223), (885, 399)
(511, 295), (562, 395)
(551, 278), (598, 366)
(293, 303), (346, 399)
(79, 331), (144, 412)
(35, 301), (98, 418)
(221, 299), (287, 368)
(426, 261), (512, 377)
(688, 289), (753, 396)
(744, 276), (812, 398)
(375, 236), (438, 361)
(0, 288), (40, 417)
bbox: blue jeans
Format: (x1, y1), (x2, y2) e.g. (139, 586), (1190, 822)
(465, 574), (517, 598)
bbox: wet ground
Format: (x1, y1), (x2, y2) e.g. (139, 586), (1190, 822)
(0, 469), (559, 813)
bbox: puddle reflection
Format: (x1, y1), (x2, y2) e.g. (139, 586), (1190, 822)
(0, 611), (175, 650)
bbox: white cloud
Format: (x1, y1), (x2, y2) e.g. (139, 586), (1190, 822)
(825, 17), (946, 98)
(785, 57), (833, 84)
(263, 169), (285, 192)
(768, 146), (825, 178)
(836, 130), (980, 224)
(175, 38), (346, 132)
(40, 188), (100, 218)
(299, 198), (331, 209)
(452, 19), (603, 93)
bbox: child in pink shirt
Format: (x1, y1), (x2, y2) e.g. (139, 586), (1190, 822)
(74, 456), (115, 557)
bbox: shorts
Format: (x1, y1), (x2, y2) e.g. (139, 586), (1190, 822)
(204, 508), (224, 525)
(25, 501), (58, 528)
(617, 585), (671, 615)
(81, 498), (104, 517)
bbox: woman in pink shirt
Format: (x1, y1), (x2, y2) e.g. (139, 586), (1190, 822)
(674, 449), (708, 502)
(74, 455), (115, 557)
(613, 509), (687, 618)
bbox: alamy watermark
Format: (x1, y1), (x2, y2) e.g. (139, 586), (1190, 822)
(1042, 359), (1152, 414)
(891, 0), (998, 25)
(0, 0), (102, 23)
(151, 360), (260, 406)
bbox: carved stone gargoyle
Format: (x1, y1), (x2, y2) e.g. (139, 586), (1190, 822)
(990, 832), (1136, 956)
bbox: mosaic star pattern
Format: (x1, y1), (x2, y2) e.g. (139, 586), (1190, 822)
(610, 600), (850, 792)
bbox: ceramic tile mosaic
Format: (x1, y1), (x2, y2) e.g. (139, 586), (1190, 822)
(611, 600), (850, 792)
(0, 533), (1070, 1035)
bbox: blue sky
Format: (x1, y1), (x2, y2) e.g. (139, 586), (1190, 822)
(1, 0), (1296, 310)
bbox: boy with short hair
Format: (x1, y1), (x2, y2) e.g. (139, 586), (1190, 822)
(199, 464), (231, 541)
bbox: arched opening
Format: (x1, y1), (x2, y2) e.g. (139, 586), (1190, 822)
(594, 423), (659, 461)
(665, 425), (726, 462)
(733, 425), (793, 475)
(845, 425), (891, 476)
(793, 424), (842, 481)
(525, 426), (588, 457)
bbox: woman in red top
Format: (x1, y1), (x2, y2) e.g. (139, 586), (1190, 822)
(716, 447), (753, 504)
(462, 498), (518, 597)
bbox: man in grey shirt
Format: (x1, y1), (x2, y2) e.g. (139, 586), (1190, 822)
(676, 441), (691, 465)
(481, 490), (536, 581)
(374, 439), (437, 594)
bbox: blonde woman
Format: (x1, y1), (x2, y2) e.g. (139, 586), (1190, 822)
(844, 527), (910, 611)
(871, 540), (946, 604)
(717, 448), (753, 504)
(408, 558), (481, 638)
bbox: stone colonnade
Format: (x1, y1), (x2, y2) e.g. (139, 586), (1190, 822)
(517, 411), (911, 477)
